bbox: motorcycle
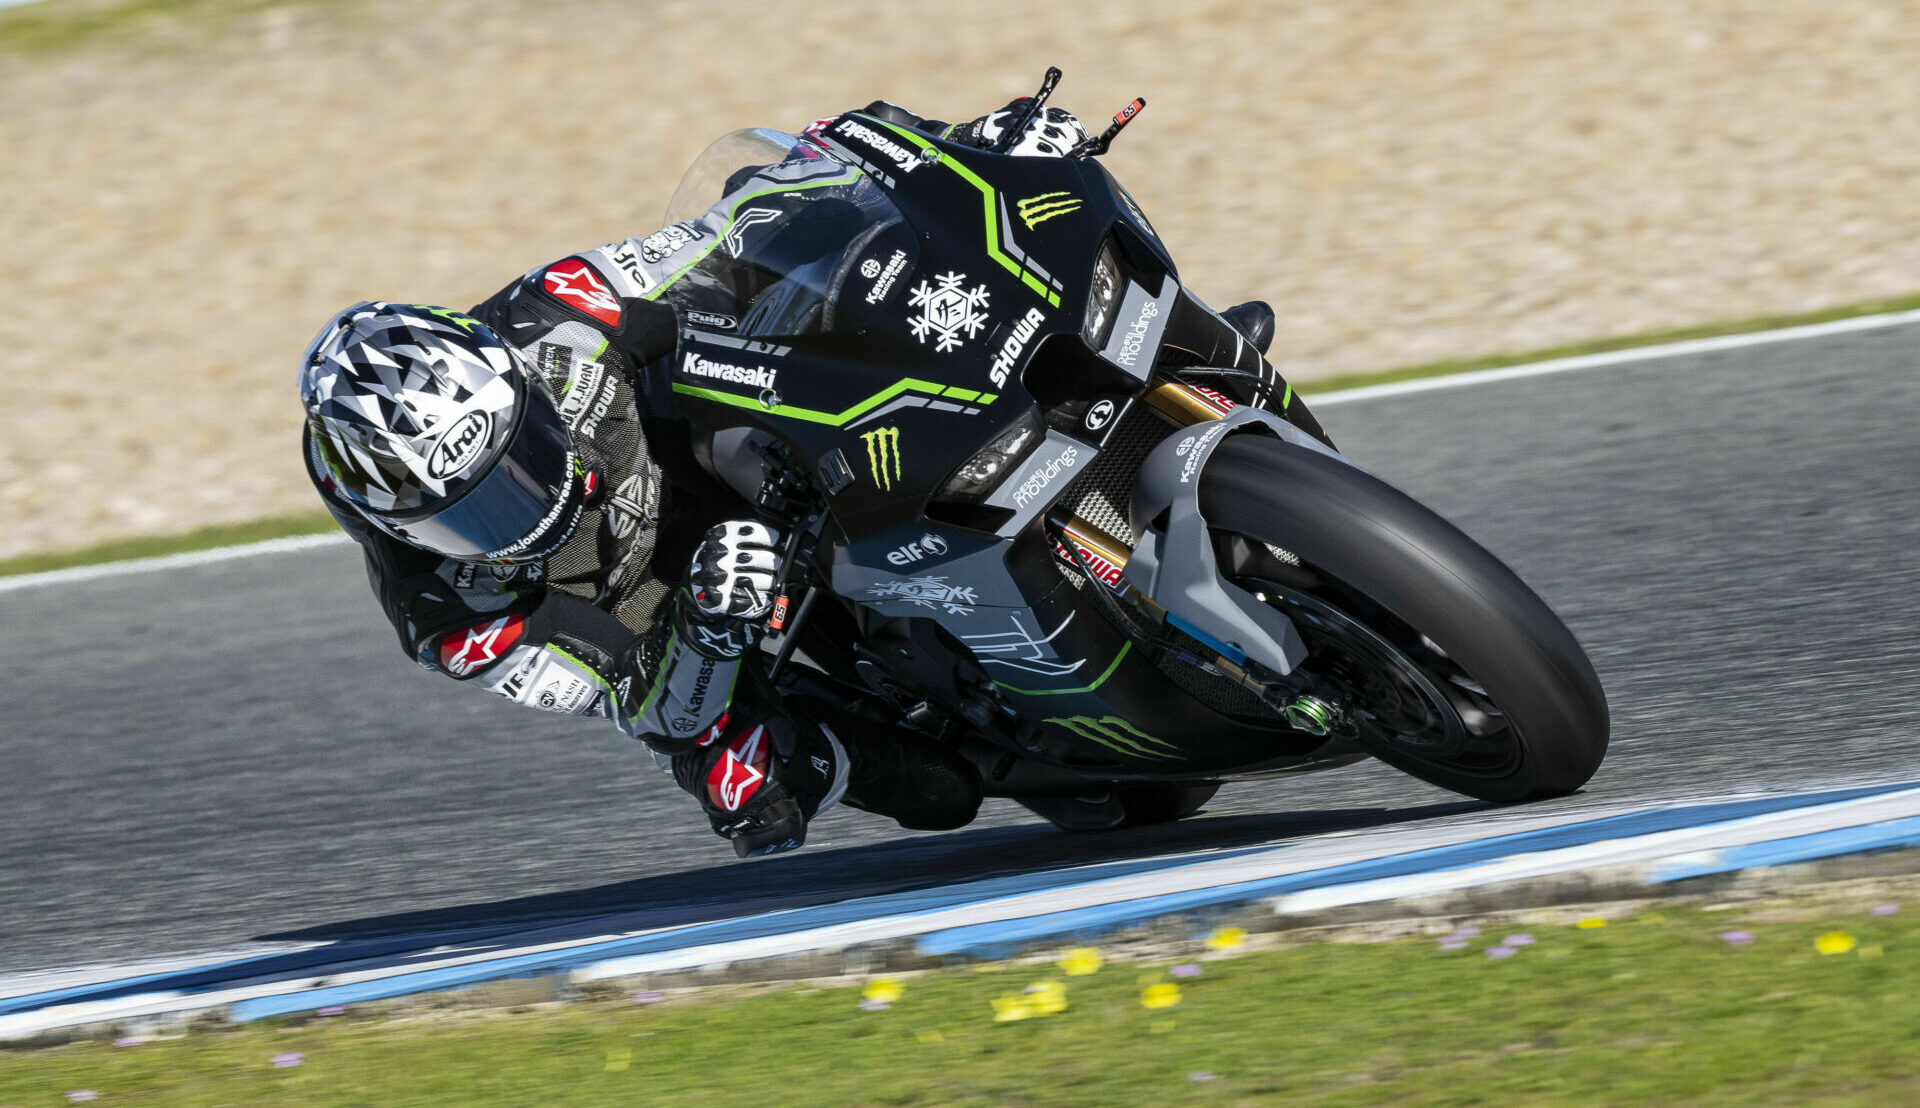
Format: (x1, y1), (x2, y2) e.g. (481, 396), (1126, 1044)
(651, 72), (1608, 830)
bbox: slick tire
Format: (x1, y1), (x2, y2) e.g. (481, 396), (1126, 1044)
(1199, 435), (1609, 801)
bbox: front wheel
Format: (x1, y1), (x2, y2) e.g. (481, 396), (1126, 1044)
(1199, 435), (1608, 802)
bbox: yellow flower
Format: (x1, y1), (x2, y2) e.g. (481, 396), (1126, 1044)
(863, 978), (903, 1004)
(1141, 983), (1182, 1009)
(1026, 980), (1068, 1015)
(1816, 932), (1857, 955)
(1059, 948), (1104, 976)
(1576, 918), (1606, 930)
(1205, 927), (1247, 952)
(992, 995), (1035, 1022)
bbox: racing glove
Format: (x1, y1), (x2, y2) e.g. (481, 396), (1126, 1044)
(950, 99), (1091, 157)
(677, 519), (783, 660)
(672, 711), (848, 857)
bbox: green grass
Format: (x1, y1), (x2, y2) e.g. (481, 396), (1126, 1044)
(0, 512), (338, 577)
(1297, 289), (1920, 396)
(5, 292), (1918, 578)
(5, 906), (1919, 1106)
(0, 0), (345, 56)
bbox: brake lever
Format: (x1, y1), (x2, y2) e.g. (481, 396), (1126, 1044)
(992, 66), (1063, 154)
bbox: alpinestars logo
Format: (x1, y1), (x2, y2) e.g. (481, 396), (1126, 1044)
(683, 352), (777, 391)
(908, 272), (991, 353)
(440, 614), (525, 677)
(707, 725), (769, 812)
(1017, 192), (1082, 229)
(542, 261), (621, 327)
(861, 426), (902, 490)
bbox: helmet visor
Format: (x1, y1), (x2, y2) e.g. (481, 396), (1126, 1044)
(382, 382), (579, 562)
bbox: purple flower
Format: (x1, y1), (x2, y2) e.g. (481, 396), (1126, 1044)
(114, 1036), (143, 1047)
(65, 1093), (98, 1104)
(1453, 926), (1481, 938)
(1170, 964), (1202, 978)
(1721, 931), (1754, 946)
(632, 991), (663, 1005)
(1188, 1072), (1219, 1082)
(316, 1005), (346, 1017)
(1503, 933), (1535, 947)
(859, 998), (891, 1011)
(272, 1052), (304, 1068)
(1438, 939), (1468, 951)
(1486, 946), (1517, 960)
(1873, 904), (1899, 917)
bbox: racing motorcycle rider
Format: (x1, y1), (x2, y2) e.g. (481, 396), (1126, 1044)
(300, 97), (1279, 857)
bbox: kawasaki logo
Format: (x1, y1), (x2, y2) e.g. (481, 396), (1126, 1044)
(1017, 192), (1081, 230)
(683, 352), (777, 391)
(861, 426), (903, 490)
(833, 118), (920, 176)
(990, 307), (1046, 388)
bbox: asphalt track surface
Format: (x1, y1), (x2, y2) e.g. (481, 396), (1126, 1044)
(4, 322), (1918, 975)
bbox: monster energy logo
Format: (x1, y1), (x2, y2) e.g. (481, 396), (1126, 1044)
(861, 426), (903, 490)
(1017, 192), (1082, 230)
(415, 305), (479, 333)
(1045, 715), (1182, 760)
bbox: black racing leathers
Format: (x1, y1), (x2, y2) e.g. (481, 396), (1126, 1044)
(310, 101), (1009, 827)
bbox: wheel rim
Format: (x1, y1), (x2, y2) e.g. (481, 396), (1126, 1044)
(1236, 575), (1525, 781)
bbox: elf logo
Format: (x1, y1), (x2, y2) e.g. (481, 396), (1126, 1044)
(886, 532), (950, 566)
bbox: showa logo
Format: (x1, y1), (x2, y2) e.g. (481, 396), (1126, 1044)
(990, 308), (1046, 388)
(887, 531), (950, 566)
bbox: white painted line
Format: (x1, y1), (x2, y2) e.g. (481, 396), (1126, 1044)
(6, 306), (1916, 594)
(0, 532), (350, 595)
(1307, 308), (1920, 406)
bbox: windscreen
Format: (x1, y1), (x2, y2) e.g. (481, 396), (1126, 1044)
(657, 128), (918, 339)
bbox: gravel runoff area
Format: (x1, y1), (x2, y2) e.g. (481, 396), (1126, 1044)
(3, 0), (1919, 558)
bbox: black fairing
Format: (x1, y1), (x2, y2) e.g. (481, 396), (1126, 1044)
(665, 115), (1348, 780)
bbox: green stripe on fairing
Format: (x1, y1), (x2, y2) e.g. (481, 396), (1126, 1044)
(943, 386), (982, 402)
(641, 169), (859, 303)
(672, 376), (996, 427)
(864, 117), (1063, 309)
(993, 640), (1132, 696)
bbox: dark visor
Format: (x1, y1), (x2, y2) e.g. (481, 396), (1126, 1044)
(384, 383), (577, 562)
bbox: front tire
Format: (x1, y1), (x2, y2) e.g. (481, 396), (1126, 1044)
(1199, 435), (1608, 801)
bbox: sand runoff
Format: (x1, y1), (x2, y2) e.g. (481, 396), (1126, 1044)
(3, 0), (1918, 558)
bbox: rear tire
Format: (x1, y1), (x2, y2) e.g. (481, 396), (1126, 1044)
(1199, 435), (1608, 801)
(1019, 783), (1221, 831)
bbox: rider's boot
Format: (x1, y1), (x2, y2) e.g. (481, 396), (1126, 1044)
(835, 726), (984, 831)
(1222, 301), (1276, 355)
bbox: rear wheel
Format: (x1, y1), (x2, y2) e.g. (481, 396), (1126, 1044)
(1019, 783), (1221, 832)
(1199, 435), (1608, 801)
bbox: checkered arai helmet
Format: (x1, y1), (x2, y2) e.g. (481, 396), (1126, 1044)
(300, 302), (581, 562)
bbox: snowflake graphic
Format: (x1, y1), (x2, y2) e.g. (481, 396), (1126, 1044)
(867, 576), (979, 616)
(907, 272), (992, 353)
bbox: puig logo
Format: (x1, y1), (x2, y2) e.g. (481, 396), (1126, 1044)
(886, 532), (950, 566)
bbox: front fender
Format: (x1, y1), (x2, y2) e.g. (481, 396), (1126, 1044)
(1122, 407), (1350, 676)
